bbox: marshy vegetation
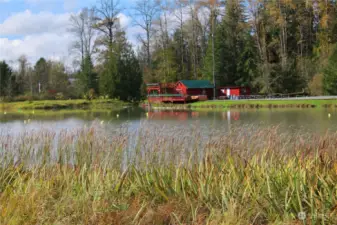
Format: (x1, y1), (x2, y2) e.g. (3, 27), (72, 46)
(1, 124), (337, 224)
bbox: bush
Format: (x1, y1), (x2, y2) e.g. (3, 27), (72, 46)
(55, 92), (64, 100)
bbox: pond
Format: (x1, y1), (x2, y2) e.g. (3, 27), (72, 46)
(1, 107), (337, 135)
(1, 107), (337, 167)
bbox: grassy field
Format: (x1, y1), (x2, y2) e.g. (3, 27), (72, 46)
(190, 99), (337, 109)
(143, 99), (337, 110)
(0, 125), (337, 224)
(0, 99), (128, 112)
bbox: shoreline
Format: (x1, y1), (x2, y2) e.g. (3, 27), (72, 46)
(0, 99), (130, 112)
(142, 99), (337, 110)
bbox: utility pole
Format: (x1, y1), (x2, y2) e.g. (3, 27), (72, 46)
(212, 7), (216, 100)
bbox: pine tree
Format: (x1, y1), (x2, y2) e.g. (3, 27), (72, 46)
(117, 43), (143, 101)
(99, 51), (118, 98)
(203, 0), (254, 87)
(323, 45), (337, 95)
(0, 61), (13, 97)
(34, 58), (49, 94)
(78, 54), (98, 95)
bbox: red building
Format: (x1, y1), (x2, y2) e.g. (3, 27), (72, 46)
(146, 80), (250, 103)
(146, 83), (190, 103)
(146, 83), (177, 95)
(218, 86), (251, 99)
(175, 80), (214, 100)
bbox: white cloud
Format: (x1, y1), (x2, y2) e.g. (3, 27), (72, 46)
(0, 9), (139, 66)
(0, 10), (71, 36)
(0, 33), (72, 66)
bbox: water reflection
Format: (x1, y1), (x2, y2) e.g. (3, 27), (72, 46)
(1, 107), (337, 135)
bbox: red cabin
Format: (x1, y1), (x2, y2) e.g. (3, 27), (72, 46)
(147, 83), (177, 95)
(146, 83), (189, 103)
(146, 80), (251, 103)
(175, 80), (214, 100)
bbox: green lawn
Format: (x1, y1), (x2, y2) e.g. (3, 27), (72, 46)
(190, 99), (337, 108)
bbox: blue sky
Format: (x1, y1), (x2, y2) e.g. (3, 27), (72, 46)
(0, 0), (139, 66)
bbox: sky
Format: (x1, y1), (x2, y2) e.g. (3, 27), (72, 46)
(0, 0), (140, 67)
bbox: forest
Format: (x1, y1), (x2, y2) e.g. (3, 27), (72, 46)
(2, 0), (337, 101)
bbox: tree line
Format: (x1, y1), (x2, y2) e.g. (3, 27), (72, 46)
(2, 0), (337, 101)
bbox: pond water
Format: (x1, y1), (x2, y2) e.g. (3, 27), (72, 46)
(1, 107), (337, 167)
(1, 107), (337, 135)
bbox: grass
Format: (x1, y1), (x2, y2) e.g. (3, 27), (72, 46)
(0, 124), (337, 224)
(0, 99), (129, 112)
(144, 99), (337, 110)
(190, 99), (337, 109)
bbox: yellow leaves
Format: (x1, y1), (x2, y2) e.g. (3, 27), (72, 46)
(320, 13), (329, 29)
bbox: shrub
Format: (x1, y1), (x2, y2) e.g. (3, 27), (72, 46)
(55, 92), (64, 100)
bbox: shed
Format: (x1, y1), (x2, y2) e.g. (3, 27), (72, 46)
(175, 80), (214, 99)
(219, 86), (251, 98)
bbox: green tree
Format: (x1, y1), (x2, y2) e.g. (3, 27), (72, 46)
(48, 61), (70, 94)
(99, 51), (118, 98)
(204, 0), (255, 87)
(76, 54), (98, 96)
(0, 61), (13, 97)
(34, 58), (49, 93)
(323, 45), (337, 95)
(117, 43), (143, 101)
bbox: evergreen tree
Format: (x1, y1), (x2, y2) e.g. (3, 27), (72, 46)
(152, 44), (178, 83)
(99, 50), (118, 98)
(117, 43), (143, 101)
(48, 61), (70, 94)
(77, 54), (98, 96)
(323, 45), (337, 95)
(203, 0), (254, 87)
(34, 58), (49, 93)
(0, 61), (13, 97)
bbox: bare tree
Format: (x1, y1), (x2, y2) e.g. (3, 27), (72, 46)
(93, 0), (121, 50)
(17, 55), (33, 95)
(133, 0), (160, 69)
(69, 8), (97, 67)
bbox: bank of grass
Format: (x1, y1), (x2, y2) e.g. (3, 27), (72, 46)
(0, 99), (128, 111)
(190, 99), (337, 109)
(0, 125), (337, 224)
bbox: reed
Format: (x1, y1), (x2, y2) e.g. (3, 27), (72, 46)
(0, 124), (337, 224)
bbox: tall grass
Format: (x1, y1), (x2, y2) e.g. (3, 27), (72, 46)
(0, 124), (337, 224)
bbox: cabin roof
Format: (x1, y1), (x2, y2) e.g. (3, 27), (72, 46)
(179, 80), (214, 89)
